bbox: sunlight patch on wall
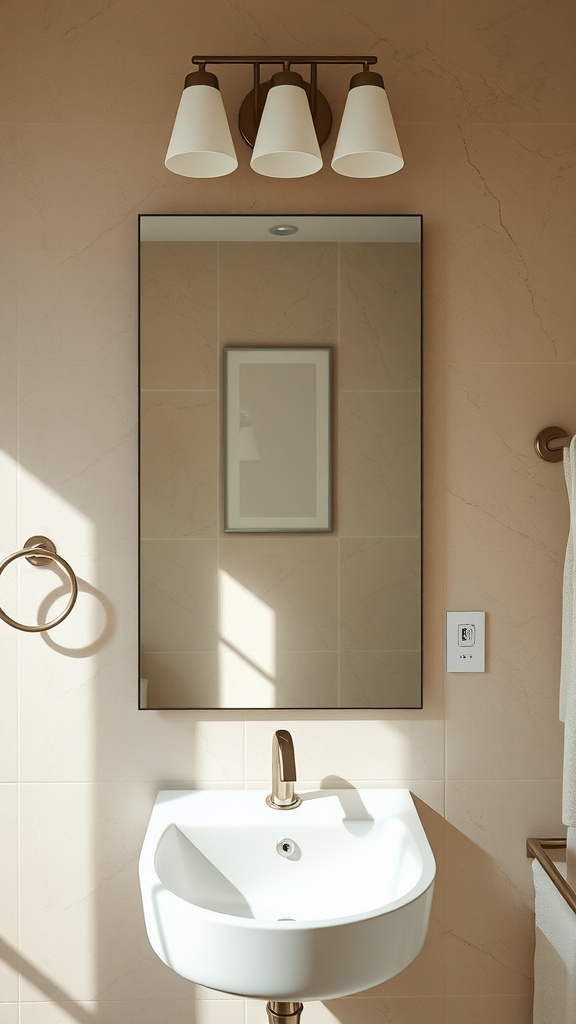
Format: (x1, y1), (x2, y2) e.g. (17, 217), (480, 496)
(218, 570), (276, 707)
(17, 465), (94, 556)
(1, 461), (97, 642)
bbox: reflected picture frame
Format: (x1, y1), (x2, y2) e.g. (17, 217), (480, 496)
(224, 346), (332, 532)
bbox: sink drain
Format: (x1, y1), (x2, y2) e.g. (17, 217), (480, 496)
(276, 838), (295, 857)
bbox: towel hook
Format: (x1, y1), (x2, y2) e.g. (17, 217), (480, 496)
(535, 426), (572, 463)
(0, 535), (78, 632)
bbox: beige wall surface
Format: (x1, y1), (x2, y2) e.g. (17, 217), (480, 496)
(0, 1), (575, 1022)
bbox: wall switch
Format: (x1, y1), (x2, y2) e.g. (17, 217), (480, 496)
(446, 611), (485, 672)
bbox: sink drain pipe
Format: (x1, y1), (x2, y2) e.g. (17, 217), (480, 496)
(266, 1001), (303, 1024)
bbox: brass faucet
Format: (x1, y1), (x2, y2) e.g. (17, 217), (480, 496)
(266, 729), (302, 809)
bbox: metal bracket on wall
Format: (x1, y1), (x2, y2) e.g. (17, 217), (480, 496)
(535, 426), (572, 463)
(0, 535), (78, 632)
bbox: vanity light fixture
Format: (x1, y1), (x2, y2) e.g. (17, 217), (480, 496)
(165, 55), (404, 180)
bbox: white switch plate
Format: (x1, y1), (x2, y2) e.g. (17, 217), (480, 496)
(446, 611), (485, 672)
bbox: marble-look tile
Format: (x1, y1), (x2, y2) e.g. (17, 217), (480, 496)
(444, 124), (576, 363)
(0, 787), (18, 1001)
(446, 0), (576, 123)
(422, 359), (447, 551)
(0, 224), (17, 778)
(445, 362), (576, 556)
(17, 0), (247, 125)
(140, 241), (217, 391)
(339, 391), (420, 537)
(445, 780), (563, 996)
(219, 650), (339, 710)
(421, 541), (447, 721)
(445, 994), (533, 1023)
(141, 652), (220, 709)
(18, 784), (205, 1001)
(219, 536), (339, 652)
(144, 649), (340, 711)
(219, 242), (338, 345)
(141, 538), (218, 652)
(140, 391), (218, 538)
(340, 538), (420, 651)
(18, 622), (245, 783)
(339, 242), (421, 391)
(340, 651), (421, 709)
(0, 126), (18, 553)
(0, 0), (17, 122)
(231, 0), (447, 125)
(245, 720), (444, 783)
(19, 999), (244, 1024)
(0, 374), (17, 556)
(0, 630), (17, 781)
(446, 539), (564, 780)
(15, 123), (206, 563)
(92, 705), (246, 786)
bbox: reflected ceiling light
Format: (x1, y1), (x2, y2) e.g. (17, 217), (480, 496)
(165, 56), (403, 180)
(268, 224), (299, 236)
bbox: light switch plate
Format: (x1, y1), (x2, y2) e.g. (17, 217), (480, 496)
(446, 611), (485, 672)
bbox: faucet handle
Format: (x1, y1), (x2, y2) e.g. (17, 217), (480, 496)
(276, 729), (297, 781)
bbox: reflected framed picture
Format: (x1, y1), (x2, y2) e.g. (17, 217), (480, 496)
(224, 346), (332, 532)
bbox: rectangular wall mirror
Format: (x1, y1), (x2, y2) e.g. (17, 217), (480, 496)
(139, 214), (422, 710)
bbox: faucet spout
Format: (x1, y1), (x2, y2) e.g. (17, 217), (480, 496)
(266, 729), (302, 809)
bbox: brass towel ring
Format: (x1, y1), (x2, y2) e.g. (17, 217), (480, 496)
(0, 535), (78, 632)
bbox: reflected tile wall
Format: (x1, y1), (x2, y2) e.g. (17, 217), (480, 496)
(219, 242), (338, 343)
(1, 0), (575, 1022)
(142, 240), (421, 709)
(140, 242), (218, 391)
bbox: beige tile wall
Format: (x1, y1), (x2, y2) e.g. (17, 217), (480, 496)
(1, 1), (575, 1022)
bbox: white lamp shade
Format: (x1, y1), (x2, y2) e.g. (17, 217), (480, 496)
(331, 84), (403, 178)
(250, 85), (322, 178)
(165, 84), (238, 178)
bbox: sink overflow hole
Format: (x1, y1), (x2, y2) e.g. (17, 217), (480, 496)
(277, 839), (295, 857)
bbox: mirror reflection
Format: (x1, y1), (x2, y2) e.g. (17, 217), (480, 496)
(139, 215), (422, 709)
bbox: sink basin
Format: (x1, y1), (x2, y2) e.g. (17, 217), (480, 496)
(139, 787), (435, 1001)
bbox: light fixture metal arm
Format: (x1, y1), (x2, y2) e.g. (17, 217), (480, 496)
(188, 56), (382, 152)
(191, 55), (378, 69)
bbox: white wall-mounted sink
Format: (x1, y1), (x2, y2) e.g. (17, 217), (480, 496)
(139, 787), (435, 1002)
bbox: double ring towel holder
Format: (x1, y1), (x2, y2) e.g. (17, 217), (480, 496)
(535, 426), (573, 463)
(0, 535), (78, 632)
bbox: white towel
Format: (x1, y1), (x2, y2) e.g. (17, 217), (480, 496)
(533, 859), (576, 1024)
(561, 437), (576, 825)
(561, 437), (576, 720)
